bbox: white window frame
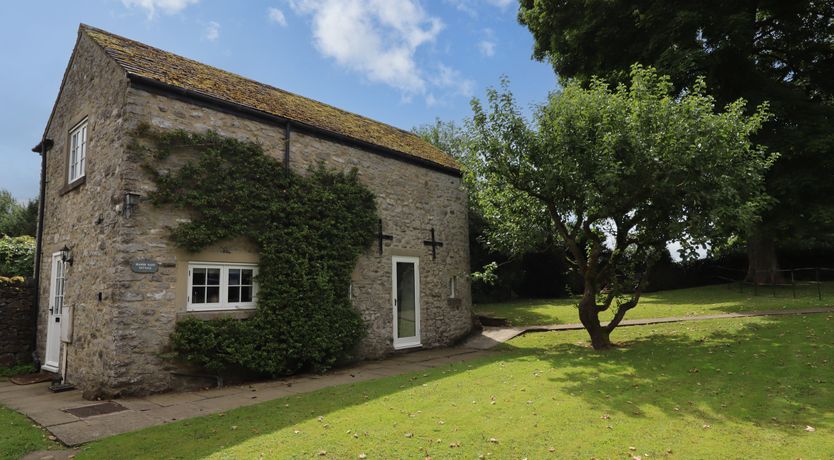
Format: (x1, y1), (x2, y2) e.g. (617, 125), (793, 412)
(187, 262), (258, 311)
(68, 119), (88, 183)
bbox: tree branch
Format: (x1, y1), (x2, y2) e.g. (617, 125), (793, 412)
(605, 274), (647, 332)
(549, 205), (587, 271)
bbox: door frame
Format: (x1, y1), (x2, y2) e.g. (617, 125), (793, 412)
(43, 252), (64, 373)
(392, 256), (421, 349)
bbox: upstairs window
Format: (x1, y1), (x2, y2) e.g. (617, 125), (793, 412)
(187, 263), (258, 311)
(68, 120), (87, 183)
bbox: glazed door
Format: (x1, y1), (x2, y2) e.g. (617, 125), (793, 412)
(392, 256), (420, 349)
(43, 253), (65, 372)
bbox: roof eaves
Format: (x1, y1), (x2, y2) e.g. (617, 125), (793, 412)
(127, 74), (464, 177)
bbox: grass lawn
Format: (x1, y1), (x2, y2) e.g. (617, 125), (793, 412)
(75, 314), (834, 459)
(475, 282), (834, 327)
(0, 366), (61, 460)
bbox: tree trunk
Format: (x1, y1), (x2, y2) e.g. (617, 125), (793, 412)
(746, 230), (782, 283)
(578, 295), (612, 350)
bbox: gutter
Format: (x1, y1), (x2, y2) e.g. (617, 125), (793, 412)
(127, 75), (463, 178)
(30, 138), (52, 364)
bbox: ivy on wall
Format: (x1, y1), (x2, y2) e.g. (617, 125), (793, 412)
(132, 127), (378, 375)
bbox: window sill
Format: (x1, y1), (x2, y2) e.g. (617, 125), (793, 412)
(447, 297), (462, 308)
(177, 309), (256, 321)
(60, 176), (86, 196)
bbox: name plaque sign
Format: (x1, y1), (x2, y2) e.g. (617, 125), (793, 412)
(131, 260), (159, 273)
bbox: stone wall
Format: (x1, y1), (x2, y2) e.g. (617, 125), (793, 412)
(38, 31), (472, 398)
(37, 32), (132, 397)
(105, 85), (473, 395)
(0, 279), (34, 367)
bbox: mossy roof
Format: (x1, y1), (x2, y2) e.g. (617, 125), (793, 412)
(80, 24), (459, 172)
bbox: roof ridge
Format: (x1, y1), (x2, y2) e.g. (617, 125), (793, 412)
(79, 24), (433, 146)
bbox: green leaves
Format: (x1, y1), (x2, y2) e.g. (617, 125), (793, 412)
(467, 66), (774, 337)
(0, 235), (35, 278)
(139, 128), (378, 376)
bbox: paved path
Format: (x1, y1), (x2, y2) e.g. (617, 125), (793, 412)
(6, 306), (834, 450)
(0, 346), (496, 447)
(463, 306), (834, 347)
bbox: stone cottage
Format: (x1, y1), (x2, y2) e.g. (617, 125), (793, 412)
(32, 25), (472, 397)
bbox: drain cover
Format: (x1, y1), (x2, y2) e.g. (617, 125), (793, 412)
(64, 401), (127, 418)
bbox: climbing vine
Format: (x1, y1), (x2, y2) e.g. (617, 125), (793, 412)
(132, 126), (378, 375)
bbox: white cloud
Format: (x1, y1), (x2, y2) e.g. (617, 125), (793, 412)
(445, 0), (515, 16)
(288, 0), (445, 95)
(478, 40), (495, 57)
(485, 0), (514, 8)
(203, 21), (220, 41)
(431, 63), (475, 98)
(267, 7), (288, 26)
(121, 0), (199, 18)
(478, 28), (496, 57)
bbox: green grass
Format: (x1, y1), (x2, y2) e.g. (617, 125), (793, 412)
(0, 366), (61, 460)
(0, 406), (60, 460)
(0, 362), (36, 379)
(75, 314), (834, 459)
(475, 282), (834, 327)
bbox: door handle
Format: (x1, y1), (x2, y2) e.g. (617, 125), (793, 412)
(394, 298), (397, 307)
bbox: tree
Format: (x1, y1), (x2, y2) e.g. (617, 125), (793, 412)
(413, 118), (471, 161)
(518, 0), (834, 282)
(466, 66), (774, 349)
(0, 190), (38, 237)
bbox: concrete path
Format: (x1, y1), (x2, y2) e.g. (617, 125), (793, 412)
(0, 346), (496, 447)
(463, 306), (834, 346)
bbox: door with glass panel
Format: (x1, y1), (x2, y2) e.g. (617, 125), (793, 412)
(44, 253), (65, 372)
(392, 256), (420, 349)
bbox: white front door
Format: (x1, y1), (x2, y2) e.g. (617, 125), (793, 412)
(392, 256), (420, 349)
(43, 253), (65, 372)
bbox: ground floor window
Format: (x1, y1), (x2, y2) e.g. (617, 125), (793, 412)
(187, 263), (257, 311)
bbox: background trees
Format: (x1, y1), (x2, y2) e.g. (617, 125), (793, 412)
(0, 190), (37, 237)
(466, 67), (774, 348)
(519, 0), (834, 281)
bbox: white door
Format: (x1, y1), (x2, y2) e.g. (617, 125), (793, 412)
(392, 256), (420, 349)
(43, 253), (65, 372)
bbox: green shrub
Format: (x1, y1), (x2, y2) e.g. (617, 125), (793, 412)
(0, 236), (35, 278)
(136, 128), (378, 376)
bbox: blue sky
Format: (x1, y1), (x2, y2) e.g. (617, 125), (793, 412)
(1, 0), (556, 202)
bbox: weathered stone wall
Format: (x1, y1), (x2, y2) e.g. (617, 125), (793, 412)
(37, 33), (132, 396)
(0, 279), (34, 367)
(38, 32), (472, 397)
(103, 85), (473, 395)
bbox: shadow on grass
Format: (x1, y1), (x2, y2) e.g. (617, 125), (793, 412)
(78, 314), (834, 458)
(640, 282), (834, 308)
(505, 314), (834, 433)
(475, 298), (580, 326)
(478, 283), (834, 328)
(77, 351), (518, 459)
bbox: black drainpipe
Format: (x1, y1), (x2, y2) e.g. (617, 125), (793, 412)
(31, 138), (51, 366)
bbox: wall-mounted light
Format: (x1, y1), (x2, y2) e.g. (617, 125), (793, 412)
(124, 192), (141, 218)
(60, 245), (74, 266)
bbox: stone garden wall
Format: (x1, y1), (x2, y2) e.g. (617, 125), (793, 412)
(0, 278), (34, 367)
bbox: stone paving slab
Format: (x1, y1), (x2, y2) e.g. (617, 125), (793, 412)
(0, 344), (498, 447)
(20, 448), (80, 460)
